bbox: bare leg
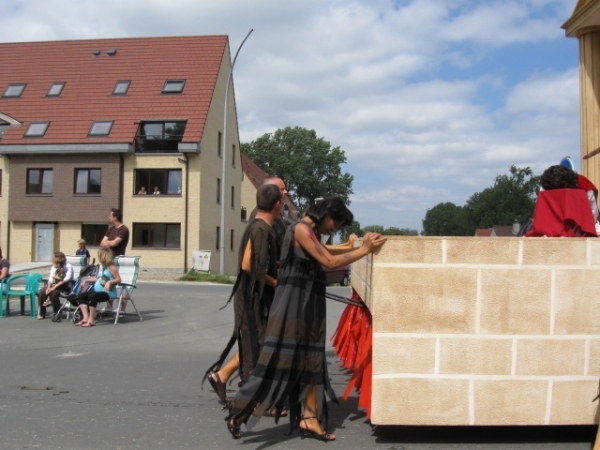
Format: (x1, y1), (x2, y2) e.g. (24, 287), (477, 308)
(216, 352), (240, 384)
(88, 306), (97, 325)
(300, 381), (336, 440)
(77, 304), (89, 325)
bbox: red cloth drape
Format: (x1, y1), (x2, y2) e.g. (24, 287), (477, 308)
(525, 188), (597, 237)
(331, 289), (373, 418)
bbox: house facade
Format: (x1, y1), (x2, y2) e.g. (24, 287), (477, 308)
(0, 36), (246, 274)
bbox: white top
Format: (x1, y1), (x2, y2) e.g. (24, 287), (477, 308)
(49, 263), (74, 286)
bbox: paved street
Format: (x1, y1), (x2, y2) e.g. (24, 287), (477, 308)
(0, 282), (596, 450)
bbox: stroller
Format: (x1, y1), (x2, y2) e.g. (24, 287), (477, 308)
(52, 262), (100, 323)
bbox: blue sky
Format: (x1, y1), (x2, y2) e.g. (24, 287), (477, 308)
(0, 0), (582, 231)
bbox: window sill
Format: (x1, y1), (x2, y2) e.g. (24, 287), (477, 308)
(73, 194), (102, 197)
(26, 194), (52, 197)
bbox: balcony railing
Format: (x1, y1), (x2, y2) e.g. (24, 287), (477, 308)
(135, 135), (183, 153)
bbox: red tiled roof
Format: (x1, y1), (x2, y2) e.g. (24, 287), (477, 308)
(475, 228), (492, 237)
(241, 152), (298, 214)
(0, 36), (228, 145)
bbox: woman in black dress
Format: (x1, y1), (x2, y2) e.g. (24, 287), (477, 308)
(226, 198), (386, 441)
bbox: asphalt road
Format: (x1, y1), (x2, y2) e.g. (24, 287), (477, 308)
(0, 282), (596, 450)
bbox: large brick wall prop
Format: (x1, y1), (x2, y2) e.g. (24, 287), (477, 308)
(352, 236), (600, 426)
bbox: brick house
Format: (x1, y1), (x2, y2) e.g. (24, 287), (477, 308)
(0, 36), (246, 274)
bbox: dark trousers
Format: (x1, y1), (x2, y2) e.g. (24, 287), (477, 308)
(38, 284), (70, 317)
(78, 290), (110, 307)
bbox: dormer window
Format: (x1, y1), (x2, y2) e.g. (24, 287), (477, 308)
(25, 122), (49, 137)
(162, 80), (185, 94)
(2, 83), (26, 98)
(113, 80), (130, 95)
(88, 120), (113, 137)
(47, 82), (65, 97)
(135, 121), (186, 153)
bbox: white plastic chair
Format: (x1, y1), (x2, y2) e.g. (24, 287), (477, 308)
(110, 256), (142, 325)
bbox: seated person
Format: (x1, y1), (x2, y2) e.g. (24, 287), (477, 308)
(74, 247), (121, 327)
(0, 248), (9, 292)
(37, 252), (74, 319)
(526, 165), (597, 237)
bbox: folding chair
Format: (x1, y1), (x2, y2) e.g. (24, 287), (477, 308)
(102, 256), (142, 325)
(2, 273), (43, 318)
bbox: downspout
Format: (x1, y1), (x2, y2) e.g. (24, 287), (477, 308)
(182, 153), (189, 273)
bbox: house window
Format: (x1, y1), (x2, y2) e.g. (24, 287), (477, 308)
(2, 83), (26, 98)
(232, 144), (236, 167)
(134, 169), (182, 195)
(113, 80), (130, 95)
(217, 178), (221, 203)
(241, 206), (247, 221)
(74, 169), (101, 194)
(135, 121), (186, 153)
(27, 169), (53, 194)
(133, 223), (181, 248)
(218, 131), (222, 157)
(82, 224), (106, 246)
(162, 80), (185, 94)
(89, 121), (113, 136)
(24, 122), (49, 137)
(216, 226), (220, 250)
(230, 229), (234, 251)
(231, 186), (235, 209)
(47, 82), (65, 97)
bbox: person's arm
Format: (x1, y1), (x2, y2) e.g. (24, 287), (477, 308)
(51, 265), (73, 291)
(241, 232), (277, 287)
(0, 262), (8, 281)
(326, 233), (358, 254)
(296, 225), (386, 269)
(104, 265), (121, 292)
(101, 234), (123, 249)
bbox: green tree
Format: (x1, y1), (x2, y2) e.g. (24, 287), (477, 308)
(242, 126), (354, 210)
(362, 225), (385, 234)
(422, 202), (468, 236)
(383, 227), (419, 236)
(463, 165), (539, 235)
(345, 220), (363, 237)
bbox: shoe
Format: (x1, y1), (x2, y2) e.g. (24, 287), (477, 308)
(37, 315), (45, 320)
(207, 371), (228, 403)
(299, 417), (336, 442)
(226, 419), (241, 439)
(264, 407), (288, 418)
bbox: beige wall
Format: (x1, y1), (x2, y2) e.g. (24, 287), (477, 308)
(354, 236), (600, 426)
(198, 43), (246, 275)
(10, 221), (34, 264)
(240, 174), (255, 222)
(58, 222), (83, 256)
(0, 156), (8, 257)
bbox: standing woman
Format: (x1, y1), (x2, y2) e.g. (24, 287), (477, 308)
(226, 198), (386, 441)
(75, 247), (120, 327)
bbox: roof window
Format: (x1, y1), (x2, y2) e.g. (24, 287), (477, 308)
(162, 80), (185, 94)
(25, 122), (50, 137)
(113, 80), (130, 95)
(88, 121), (113, 137)
(47, 82), (65, 97)
(2, 83), (26, 98)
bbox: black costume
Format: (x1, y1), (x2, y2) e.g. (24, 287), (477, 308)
(228, 221), (337, 428)
(204, 218), (278, 385)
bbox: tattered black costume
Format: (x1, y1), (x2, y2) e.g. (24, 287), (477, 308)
(227, 221), (337, 429)
(203, 218), (278, 385)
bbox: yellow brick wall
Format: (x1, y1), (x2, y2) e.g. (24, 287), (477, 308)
(10, 221), (34, 264)
(354, 236), (600, 426)
(0, 156), (9, 256)
(58, 222), (84, 256)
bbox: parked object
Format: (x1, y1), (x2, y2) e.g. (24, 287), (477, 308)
(324, 265), (350, 286)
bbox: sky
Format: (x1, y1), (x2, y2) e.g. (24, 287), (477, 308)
(0, 0), (582, 231)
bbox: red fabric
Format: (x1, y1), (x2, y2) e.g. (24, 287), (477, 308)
(577, 174), (598, 201)
(331, 289), (373, 418)
(525, 189), (597, 237)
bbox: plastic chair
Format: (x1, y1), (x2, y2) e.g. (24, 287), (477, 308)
(97, 256), (142, 325)
(3, 273), (43, 318)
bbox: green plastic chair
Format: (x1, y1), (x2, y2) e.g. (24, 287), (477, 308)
(3, 273), (43, 318)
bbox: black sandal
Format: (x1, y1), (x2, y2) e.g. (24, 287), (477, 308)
(207, 371), (228, 403)
(226, 419), (241, 439)
(299, 417), (335, 442)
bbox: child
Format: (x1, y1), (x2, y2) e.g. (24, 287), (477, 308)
(76, 239), (91, 267)
(37, 252), (74, 319)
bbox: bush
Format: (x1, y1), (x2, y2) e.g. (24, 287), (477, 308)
(178, 269), (234, 284)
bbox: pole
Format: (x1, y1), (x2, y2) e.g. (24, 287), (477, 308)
(219, 29), (253, 275)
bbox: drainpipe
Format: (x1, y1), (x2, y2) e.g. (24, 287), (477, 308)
(178, 154), (189, 273)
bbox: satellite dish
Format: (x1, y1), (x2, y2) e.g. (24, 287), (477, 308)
(559, 156), (576, 172)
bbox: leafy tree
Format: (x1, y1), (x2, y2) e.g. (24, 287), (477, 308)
(422, 202), (468, 236)
(463, 165), (539, 235)
(362, 225), (385, 234)
(383, 227), (419, 236)
(345, 220), (363, 238)
(242, 126), (354, 210)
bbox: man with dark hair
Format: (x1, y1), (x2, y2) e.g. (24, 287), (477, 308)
(101, 208), (129, 257)
(203, 184), (284, 414)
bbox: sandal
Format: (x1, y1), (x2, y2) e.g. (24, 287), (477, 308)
(226, 419), (241, 439)
(74, 321), (87, 326)
(81, 322), (95, 327)
(207, 371), (228, 403)
(42, 300), (52, 307)
(263, 407), (288, 418)
(299, 417), (336, 442)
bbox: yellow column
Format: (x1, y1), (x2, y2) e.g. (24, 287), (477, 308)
(579, 29), (600, 184)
